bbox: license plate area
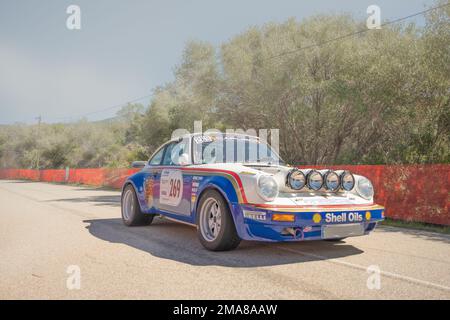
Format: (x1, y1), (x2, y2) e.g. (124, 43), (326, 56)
(322, 223), (365, 239)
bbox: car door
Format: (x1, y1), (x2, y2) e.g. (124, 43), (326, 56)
(141, 146), (165, 213)
(156, 139), (192, 217)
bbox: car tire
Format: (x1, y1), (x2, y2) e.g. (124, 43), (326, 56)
(121, 184), (154, 226)
(197, 189), (241, 251)
(325, 238), (346, 242)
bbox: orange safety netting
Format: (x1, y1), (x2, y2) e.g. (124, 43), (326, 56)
(1, 165), (449, 225)
(305, 165), (450, 226)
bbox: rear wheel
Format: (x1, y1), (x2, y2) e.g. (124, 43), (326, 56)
(197, 189), (241, 251)
(121, 184), (154, 226)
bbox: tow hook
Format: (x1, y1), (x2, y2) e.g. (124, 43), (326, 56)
(285, 227), (303, 239)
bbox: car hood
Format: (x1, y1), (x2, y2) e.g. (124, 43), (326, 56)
(188, 163), (373, 207)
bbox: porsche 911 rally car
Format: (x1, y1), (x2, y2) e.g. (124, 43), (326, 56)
(121, 132), (384, 251)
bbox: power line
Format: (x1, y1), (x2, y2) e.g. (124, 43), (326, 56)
(35, 115), (41, 169)
(49, 93), (154, 122)
(69, 3), (448, 122)
(16, 3), (450, 125)
(262, 3), (450, 62)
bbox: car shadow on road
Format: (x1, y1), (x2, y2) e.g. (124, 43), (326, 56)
(376, 225), (450, 245)
(84, 217), (365, 267)
(47, 195), (121, 207)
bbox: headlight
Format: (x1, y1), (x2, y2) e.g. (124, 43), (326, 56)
(257, 175), (279, 201)
(340, 171), (355, 191)
(306, 170), (323, 191)
(287, 169), (306, 190)
(356, 177), (374, 200)
(324, 170), (340, 192)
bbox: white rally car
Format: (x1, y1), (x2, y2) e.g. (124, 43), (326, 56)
(121, 132), (384, 251)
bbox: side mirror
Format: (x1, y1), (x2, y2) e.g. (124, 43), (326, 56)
(131, 161), (147, 168)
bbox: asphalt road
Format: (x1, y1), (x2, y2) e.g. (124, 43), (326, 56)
(0, 180), (449, 299)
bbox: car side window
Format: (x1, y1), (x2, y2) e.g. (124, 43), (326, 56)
(148, 147), (164, 165)
(161, 139), (190, 166)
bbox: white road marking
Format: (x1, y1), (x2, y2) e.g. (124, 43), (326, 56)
(275, 245), (450, 292)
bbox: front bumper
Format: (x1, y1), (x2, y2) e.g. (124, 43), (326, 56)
(233, 204), (385, 242)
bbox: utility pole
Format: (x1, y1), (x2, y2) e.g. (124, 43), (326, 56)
(35, 115), (41, 169)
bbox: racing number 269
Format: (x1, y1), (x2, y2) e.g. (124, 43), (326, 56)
(169, 178), (181, 198)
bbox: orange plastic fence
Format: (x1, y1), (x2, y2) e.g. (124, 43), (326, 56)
(0, 168), (139, 189)
(40, 169), (67, 183)
(1, 165), (449, 226)
(306, 165), (450, 226)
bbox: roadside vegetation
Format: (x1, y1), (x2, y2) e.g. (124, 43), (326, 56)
(0, 1), (449, 169)
(381, 218), (450, 235)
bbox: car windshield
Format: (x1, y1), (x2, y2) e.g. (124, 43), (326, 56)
(193, 134), (283, 165)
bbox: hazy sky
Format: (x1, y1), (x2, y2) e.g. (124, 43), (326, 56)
(0, 0), (435, 124)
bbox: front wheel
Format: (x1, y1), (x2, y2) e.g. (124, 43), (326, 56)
(197, 189), (241, 251)
(121, 184), (154, 226)
(325, 238), (346, 242)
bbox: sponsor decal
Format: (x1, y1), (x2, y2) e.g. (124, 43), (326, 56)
(193, 135), (214, 144)
(160, 169), (183, 206)
(325, 212), (363, 223)
(313, 213), (322, 223)
(190, 176), (203, 209)
(243, 210), (266, 221)
(144, 177), (154, 207)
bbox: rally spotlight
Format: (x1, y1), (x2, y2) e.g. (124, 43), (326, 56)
(306, 170), (323, 191)
(340, 171), (355, 191)
(287, 169), (306, 190)
(324, 170), (340, 192)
